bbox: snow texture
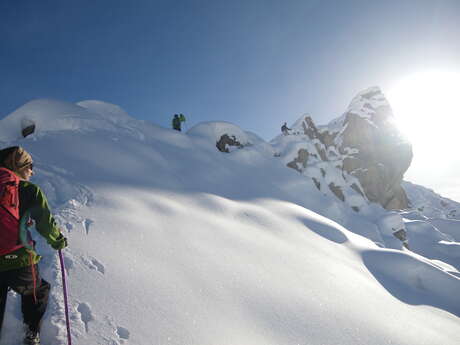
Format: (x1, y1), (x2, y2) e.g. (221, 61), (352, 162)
(0, 99), (459, 345)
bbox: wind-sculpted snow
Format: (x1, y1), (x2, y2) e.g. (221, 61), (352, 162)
(76, 100), (133, 123)
(1, 99), (460, 345)
(403, 180), (460, 220)
(404, 220), (460, 270)
(428, 219), (460, 242)
(362, 249), (460, 317)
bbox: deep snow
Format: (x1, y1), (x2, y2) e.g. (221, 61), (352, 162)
(0, 99), (459, 345)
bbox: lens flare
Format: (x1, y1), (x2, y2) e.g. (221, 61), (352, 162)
(386, 70), (460, 163)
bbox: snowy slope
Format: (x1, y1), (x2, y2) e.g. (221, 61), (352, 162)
(403, 180), (460, 220)
(0, 100), (459, 345)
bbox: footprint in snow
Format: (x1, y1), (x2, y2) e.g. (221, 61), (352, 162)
(63, 255), (75, 271)
(82, 256), (106, 275)
(82, 218), (94, 235)
(77, 302), (94, 333)
(65, 222), (74, 232)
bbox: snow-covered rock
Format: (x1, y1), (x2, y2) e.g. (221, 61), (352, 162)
(274, 87), (412, 211)
(338, 87), (412, 209)
(0, 99), (139, 142)
(187, 121), (251, 152)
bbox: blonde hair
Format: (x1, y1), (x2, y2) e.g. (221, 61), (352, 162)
(1, 146), (33, 174)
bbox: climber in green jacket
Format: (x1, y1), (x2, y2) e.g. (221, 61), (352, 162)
(0, 146), (67, 345)
(172, 113), (186, 131)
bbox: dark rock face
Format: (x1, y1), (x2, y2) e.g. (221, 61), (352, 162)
(21, 119), (36, 138)
(328, 183), (345, 202)
(22, 125), (35, 138)
(350, 183), (365, 197)
(216, 134), (242, 153)
(312, 178), (321, 190)
(286, 149), (309, 172)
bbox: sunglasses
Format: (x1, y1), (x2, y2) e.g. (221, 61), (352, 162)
(28, 163), (33, 170)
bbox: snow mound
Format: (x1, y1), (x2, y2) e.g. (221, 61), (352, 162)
(187, 121), (276, 157)
(0, 99), (135, 142)
(76, 100), (133, 123)
(187, 121), (250, 143)
(187, 121), (268, 153)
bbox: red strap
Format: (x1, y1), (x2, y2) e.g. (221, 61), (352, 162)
(0, 244), (24, 256)
(0, 167), (20, 219)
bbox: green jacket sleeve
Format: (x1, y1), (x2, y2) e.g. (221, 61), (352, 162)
(19, 181), (62, 247)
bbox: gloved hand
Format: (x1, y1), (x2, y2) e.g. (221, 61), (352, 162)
(51, 233), (68, 250)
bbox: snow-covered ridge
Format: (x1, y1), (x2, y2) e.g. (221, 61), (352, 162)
(0, 99), (138, 142)
(403, 180), (460, 219)
(76, 100), (133, 123)
(1, 96), (460, 345)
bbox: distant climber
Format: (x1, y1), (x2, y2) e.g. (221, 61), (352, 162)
(281, 122), (291, 135)
(172, 113), (186, 131)
(172, 114), (181, 131)
(0, 146), (68, 345)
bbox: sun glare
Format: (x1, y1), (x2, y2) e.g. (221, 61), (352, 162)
(386, 70), (460, 160)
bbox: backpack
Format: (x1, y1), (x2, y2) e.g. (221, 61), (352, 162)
(0, 167), (23, 255)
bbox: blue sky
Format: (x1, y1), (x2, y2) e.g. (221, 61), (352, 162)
(1, 0), (459, 141)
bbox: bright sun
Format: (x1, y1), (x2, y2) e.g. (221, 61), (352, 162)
(386, 70), (460, 161)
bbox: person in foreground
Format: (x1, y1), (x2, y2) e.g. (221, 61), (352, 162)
(0, 146), (67, 345)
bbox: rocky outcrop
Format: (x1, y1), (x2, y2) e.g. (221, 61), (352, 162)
(286, 149), (309, 172)
(283, 87), (412, 210)
(216, 134), (243, 153)
(336, 88), (412, 209)
(328, 183), (345, 202)
(21, 119), (36, 138)
(22, 124), (35, 138)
